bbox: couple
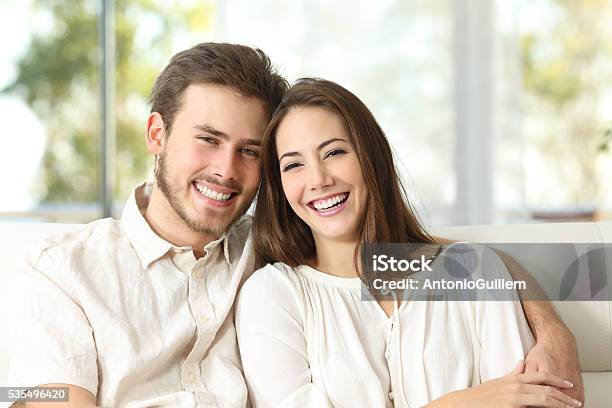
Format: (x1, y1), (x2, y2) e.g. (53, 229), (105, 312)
(9, 43), (582, 407)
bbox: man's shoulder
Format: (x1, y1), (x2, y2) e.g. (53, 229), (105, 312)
(26, 217), (125, 267)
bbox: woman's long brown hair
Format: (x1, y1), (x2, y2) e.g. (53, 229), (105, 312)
(253, 78), (436, 280)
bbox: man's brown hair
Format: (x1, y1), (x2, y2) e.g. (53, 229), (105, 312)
(254, 78), (436, 279)
(150, 42), (288, 133)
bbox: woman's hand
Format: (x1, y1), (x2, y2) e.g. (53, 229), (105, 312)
(427, 361), (582, 408)
(524, 331), (584, 404)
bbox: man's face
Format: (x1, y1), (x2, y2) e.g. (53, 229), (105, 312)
(155, 83), (267, 236)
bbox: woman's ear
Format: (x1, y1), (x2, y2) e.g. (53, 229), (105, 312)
(145, 112), (166, 155)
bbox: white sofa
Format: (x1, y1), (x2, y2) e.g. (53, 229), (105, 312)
(1, 222), (611, 406)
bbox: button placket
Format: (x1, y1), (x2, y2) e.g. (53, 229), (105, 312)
(386, 296), (405, 406)
(188, 265), (219, 374)
(192, 268), (203, 279)
(182, 362), (200, 389)
(198, 392), (215, 407)
(182, 257), (216, 394)
(189, 261), (216, 334)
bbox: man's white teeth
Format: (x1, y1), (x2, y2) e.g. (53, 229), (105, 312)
(313, 193), (348, 211)
(195, 183), (232, 201)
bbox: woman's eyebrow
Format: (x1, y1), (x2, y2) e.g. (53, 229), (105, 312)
(279, 137), (348, 161)
(318, 137), (347, 150)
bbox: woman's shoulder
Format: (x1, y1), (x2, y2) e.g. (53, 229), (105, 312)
(236, 262), (307, 327)
(240, 262), (303, 298)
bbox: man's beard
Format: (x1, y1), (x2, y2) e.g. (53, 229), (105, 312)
(155, 150), (250, 236)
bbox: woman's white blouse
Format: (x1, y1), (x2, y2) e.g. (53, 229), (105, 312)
(236, 247), (535, 408)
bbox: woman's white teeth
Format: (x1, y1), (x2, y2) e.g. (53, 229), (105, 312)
(313, 193), (347, 211)
(195, 183), (232, 201)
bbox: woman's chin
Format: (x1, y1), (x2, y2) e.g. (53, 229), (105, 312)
(313, 227), (360, 244)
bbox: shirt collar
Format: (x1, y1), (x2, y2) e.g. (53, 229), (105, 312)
(121, 181), (173, 269)
(204, 209), (252, 266)
(121, 181), (249, 269)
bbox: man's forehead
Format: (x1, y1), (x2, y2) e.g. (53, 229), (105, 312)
(177, 84), (267, 135)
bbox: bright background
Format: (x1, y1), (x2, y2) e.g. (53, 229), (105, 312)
(1, 0), (611, 228)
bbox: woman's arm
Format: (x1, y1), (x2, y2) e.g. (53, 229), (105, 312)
(235, 265), (332, 408)
(425, 362), (580, 408)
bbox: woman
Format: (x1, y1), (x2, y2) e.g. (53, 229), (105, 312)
(236, 78), (579, 408)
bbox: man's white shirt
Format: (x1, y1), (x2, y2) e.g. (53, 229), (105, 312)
(9, 181), (254, 407)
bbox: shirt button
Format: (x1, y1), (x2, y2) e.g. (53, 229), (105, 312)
(385, 351), (391, 360)
(193, 270), (203, 279)
(200, 315), (210, 322)
(389, 391), (394, 400)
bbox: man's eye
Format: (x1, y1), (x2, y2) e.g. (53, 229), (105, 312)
(198, 136), (217, 144)
(239, 147), (260, 158)
(324, 148), (347, 159)
(281, 162), (301, 172)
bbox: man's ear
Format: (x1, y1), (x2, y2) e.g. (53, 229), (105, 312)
(146, 112), (166, 155)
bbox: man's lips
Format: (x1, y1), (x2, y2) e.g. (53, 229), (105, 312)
(193, 180), (239, 204)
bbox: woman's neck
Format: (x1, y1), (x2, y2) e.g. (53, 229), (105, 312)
(310, 235), (359, 278)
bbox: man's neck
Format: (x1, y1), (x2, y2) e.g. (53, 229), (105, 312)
(144, 185), (217, 257)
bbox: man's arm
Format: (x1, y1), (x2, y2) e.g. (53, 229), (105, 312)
(23, 384), (96, 408)
(10, 248), (100, 407)
(518, 301), (583, 401)
(432, 236), (584, 403)
(495, 251), (584, 404)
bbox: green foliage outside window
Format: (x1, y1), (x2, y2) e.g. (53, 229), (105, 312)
(2, 0), (213, 208)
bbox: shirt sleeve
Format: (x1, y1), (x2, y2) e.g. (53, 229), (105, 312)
(474, 247), (536, 382)
(235, 265), (332, 408)
(8, 245), (99, 396)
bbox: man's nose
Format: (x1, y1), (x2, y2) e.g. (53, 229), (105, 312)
(212, 149), (238, 181)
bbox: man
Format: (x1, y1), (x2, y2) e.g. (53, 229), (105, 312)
(9, 43), (287, 407)
(9, 42), (583, 407)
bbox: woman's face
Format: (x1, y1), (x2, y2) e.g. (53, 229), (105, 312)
(275, 106), (368, 244)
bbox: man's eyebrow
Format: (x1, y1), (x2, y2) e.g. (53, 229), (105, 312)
(279, 137), (348, 161)
(240, 138), (262, 146)
(193, 124), (227, 138)
(193, 124), (261, 146)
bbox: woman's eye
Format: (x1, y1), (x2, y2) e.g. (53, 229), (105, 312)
(324, 148), (346, 159)
(281, 162), (302, 172)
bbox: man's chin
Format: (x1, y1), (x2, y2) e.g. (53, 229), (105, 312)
(186, 209), (235, 235)
(187, 196), (250, 234)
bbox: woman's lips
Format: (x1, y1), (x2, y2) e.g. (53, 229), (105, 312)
(307, 192), (350, 217)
